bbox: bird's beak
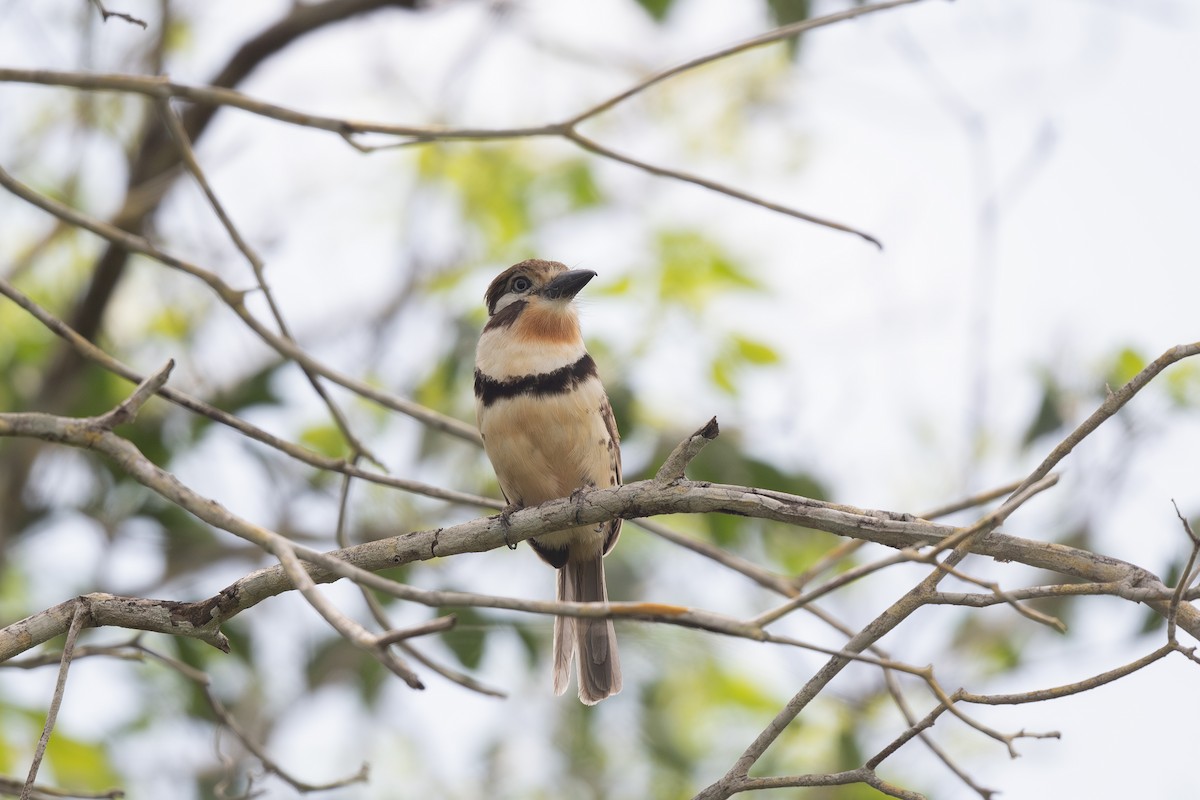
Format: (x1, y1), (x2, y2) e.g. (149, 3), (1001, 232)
(541, 269), (597, 301)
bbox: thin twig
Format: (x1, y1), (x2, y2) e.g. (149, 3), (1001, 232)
(0, 165), (481, 444)
(154, 99), (384, 468)
(566, 129), (882, 248)
(1, 274), (495, 506)
(0, 0), (927, 252)
(565, 0), (926, 127)
(94, 359), (174, 429)
(134, 643), (368, 792)
(905, 550), (1066, 633)
(1166, 499), (1198, 644)
(272, 541), (424, 689)
(1011, 342), (1200, 498)
(332, 463), (505, 697)
(788, 476), (1037, 593)
(21, 603), (86, 800)
(634, 518), (797, 598)
(919, 477), (1031, 520)
(958, 644), (1176, 706)
(1, 776), (124, 799)
(654, 417), (720, 482)
(88, 0), (148, 28)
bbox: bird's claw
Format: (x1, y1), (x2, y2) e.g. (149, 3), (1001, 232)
(499, 503), (520, 550)
(569, 485), (591, 524)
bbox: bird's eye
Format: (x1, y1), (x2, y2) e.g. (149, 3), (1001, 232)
(511, 276), (532, 293)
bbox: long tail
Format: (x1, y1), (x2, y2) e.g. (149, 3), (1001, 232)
(554, 555), (621, 704)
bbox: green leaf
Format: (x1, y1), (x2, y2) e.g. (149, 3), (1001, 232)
(591, 274), (632, 298)
(306, 635), (384, 702)
(419, 144), (535, 251)
(1164, 362), (1200, 407)
(767, 0), (812, 59)
(45, 732), (119, 790)
(0, 563), (29, 621)
(1106, 346), (1146, 389)
(767, 0), (811, 26)
(635, 0), (675, 22)
(299, 423), (349, 459)
(710, 355), (736, 395)
(146, 306), (193, 340)
(653, 230), (760, 311)
(1022, 373), (1065, 447)
(732, 335), (780, 365)
(441, 606), (489, 670)
(952, 617), (1023, 674)
(762, 523), (841, 574)
(511, 621), (543, 668)
(545, 160), (603, 210)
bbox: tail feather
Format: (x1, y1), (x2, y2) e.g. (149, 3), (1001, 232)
(552, 569), (574, 696)
(554, 555), (621, 704)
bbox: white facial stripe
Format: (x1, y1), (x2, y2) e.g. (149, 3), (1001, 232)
(492, 292), (521, 314)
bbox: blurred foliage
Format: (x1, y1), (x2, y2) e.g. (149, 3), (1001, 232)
(0, 1), (1193, 799)
(42, 728), (121, 791)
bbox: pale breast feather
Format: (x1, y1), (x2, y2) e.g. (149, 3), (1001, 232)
(475, 325), (587, 379)
(477, 375), (616, 504)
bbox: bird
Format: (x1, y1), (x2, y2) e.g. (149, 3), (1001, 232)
(474, 258), (622, 704)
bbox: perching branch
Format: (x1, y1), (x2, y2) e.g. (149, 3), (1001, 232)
(2, 344), (1197, 800)
(4, 342), (1200, 659)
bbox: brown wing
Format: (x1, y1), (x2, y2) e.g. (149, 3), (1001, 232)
(600, 394), (622, 556)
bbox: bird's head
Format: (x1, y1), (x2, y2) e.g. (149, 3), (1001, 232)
(482, 259), (597, 342)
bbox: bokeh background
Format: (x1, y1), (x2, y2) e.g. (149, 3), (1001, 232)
(2, 0), (1199, 797)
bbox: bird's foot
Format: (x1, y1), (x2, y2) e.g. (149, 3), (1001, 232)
(499, 503), (521, 550)
(569, 484), (593, 524)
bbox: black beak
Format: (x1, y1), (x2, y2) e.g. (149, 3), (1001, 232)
(541, 269), (597, 301)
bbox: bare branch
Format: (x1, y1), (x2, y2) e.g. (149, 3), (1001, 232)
(0, 165), (481, 444)
(5, 403), (1199, 660)
(565, 0), (928, 127)
(93, 359), (174, 429)
(21, 604), (86, 800)
(918, 477), (1032, 520)
(738, 768), (926, 800)
(332, 463), (505, 697)
(375, 616), (458, 647)
(0, 273), (496, 506)
(1169, 499), (1200, 644)
(154, 99), (384, 468)
(1011, 342), (1200, 497)
(654, 416), (719, 482)
(565, 130), (883, 247)
(133, 643), (368, 793)
(271, 542), (424, 689)
(1, 776), (123, 800)
(0, 0), (931, 248)
(635, 518), (797, 598)
(88, 0), (148, 29)
(958, 644), (1176, 706)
